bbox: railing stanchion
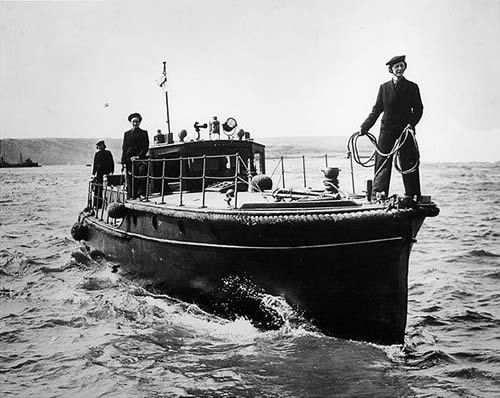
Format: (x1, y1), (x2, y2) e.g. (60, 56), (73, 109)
(160, 159), (166, 204)
(281, 156), (285, 188)
(234, 154), (240, 208)
(302, 155), (307, 188)
(88, 181), (92, 209)
(99, 183), (106, 220)
(179, 156), (184, 206)
(349, 151), (356, 195)
(144, 159), (151, 201)
(247, 158), (253, 191)
(201, 155), (207, 208)
(105, 182), (110, 223)
(131, 160), (135, 200)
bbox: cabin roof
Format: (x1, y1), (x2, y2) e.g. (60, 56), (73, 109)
(148, 139), (265, 159)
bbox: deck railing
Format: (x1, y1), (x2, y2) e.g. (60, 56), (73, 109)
(88, 179), (127, 223)
(268, 154), (331, 189)
(88, 152), (348, 218)
(130, 153), (251, 208)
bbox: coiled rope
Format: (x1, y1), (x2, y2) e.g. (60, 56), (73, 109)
(347, 125), (420, 178)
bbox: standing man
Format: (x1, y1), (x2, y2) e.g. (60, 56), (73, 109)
(360, 55), (423, 200)
(92, 140), (115, 208)
(121, 112), (150, 199)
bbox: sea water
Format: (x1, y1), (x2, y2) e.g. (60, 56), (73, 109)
(1, 159), (499, 397)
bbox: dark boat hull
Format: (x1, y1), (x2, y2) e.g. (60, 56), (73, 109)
(79, 203), (434, 344)
(0, 162), (40, 168)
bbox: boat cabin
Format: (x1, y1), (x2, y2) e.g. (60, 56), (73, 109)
(146, 138), (266, 193)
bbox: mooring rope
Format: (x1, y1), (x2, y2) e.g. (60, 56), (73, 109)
(347, 125), (420, 178)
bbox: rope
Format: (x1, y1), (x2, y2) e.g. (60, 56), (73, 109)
(347, 125), (420, 177)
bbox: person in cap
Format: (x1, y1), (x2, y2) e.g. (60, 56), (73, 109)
(92, 140), (115, 208)
(360, 55), (423, 200)
(121, 113), (150, 199)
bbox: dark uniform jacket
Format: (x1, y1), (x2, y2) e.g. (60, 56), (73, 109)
(121, 128), (149, 168)
(361, 77), (423, 135)
(92, 149), (114, 181)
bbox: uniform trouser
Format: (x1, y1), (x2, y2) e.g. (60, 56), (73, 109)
(126, 161), (147, 199)
(373, 128), (421, 198)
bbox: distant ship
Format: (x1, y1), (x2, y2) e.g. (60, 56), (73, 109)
(0, 153), (40, 168)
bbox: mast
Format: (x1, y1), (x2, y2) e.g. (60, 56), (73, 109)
(160, 61), (171, 135)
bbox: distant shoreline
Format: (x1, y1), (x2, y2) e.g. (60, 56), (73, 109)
(0, 137), (497, 165)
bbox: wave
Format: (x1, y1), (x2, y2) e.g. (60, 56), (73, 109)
(453, 351), (500, 364)
(448, 310), (498, 326)
(414, 315), (449, 327)
(485, 271), (500, 280)
(0, 329), (26, 344)
(404, 349), (457, 368)
(80, 275), (120, 291)
(447, 249), (500, 263)
(36, 316), (89, 329)
(420, 305), (442, 313)
(466, 249), (500, 258)
(445, 367), (499, 381)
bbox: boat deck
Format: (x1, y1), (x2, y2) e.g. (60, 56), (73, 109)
(130, 190), (268, 209)
(124, 189), (373, 213)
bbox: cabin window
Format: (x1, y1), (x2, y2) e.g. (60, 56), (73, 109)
(190, 157), (225, 172)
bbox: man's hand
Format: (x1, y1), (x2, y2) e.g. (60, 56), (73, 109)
(359, 128), (368, 136)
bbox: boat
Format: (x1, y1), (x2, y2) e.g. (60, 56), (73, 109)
(0, 153), (40, 168)
(71, 66), (439, 345)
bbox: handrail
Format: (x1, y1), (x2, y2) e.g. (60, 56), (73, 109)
(234, 153), (240, 208)
(128, 153), (249, 209)
(201, 155), (207, 208)
(88, 179), (127, 224)
(89, 151), (349, 215)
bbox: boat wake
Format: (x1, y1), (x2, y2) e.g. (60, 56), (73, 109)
(69, 247), (317, 340)
(205, 274), (317, 335)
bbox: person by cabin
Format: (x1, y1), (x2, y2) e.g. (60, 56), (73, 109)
(154, 129), (165, 144)
(121, 112), (150, 199)
(92, 140), (115, 208)
(359, 55), (423, 200)
(209, 116), (220, 140)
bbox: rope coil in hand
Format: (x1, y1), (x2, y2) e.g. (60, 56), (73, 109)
(347, 125), (420, 177)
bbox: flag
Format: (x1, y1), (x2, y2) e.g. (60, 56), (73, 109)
(157, 73), (167, 88)
(157, 62), (167, 89)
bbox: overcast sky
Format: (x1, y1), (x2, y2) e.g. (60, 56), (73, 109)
(1, 0), (499, 162)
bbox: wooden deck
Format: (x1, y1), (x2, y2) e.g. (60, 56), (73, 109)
(127, 190), (274, 210)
